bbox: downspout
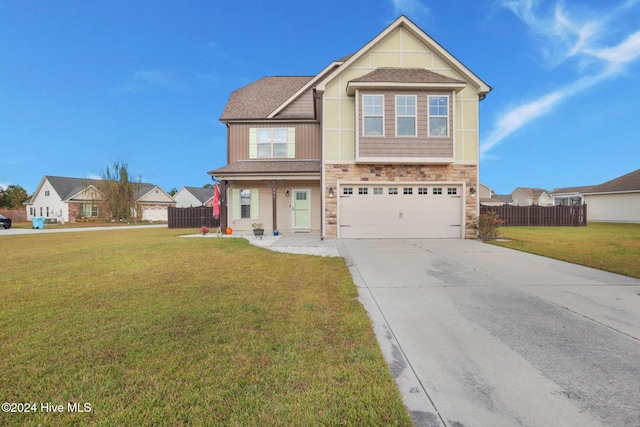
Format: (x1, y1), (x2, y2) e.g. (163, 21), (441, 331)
(225, 121), (230, 164)
(315, 87), (325, 240)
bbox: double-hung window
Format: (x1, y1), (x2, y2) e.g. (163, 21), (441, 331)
(240, 189), (251, 218)
(363, 95), (384, 136)
(82, 204), (99, 217)
(232, 188), (259, 220)
(428, 96), (449, 137)
(396, 95), (416, 136)
(257, 128), (288, 158)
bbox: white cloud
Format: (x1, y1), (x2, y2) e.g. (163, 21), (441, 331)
(481, 0), (640, 156)
(0, 183), (9, 190)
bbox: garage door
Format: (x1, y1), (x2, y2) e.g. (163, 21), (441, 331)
(339, 184), (462, 239)
(142, 206), (168, 222)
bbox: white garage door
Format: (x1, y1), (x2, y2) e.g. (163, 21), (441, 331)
(142, 206), (168, 222)
(339, 184), (462, 239)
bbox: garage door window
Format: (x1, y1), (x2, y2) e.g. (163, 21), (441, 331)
(433, 188), (442, 195)
(373, 187), (383, 195)
(358, 187), (369, 195)
(388, 187), (398, 195)
(418, 187), (428, 195)
(448, 187), (458, 195)
(403, 187), (413, 195)
(343, 187), (353, 195)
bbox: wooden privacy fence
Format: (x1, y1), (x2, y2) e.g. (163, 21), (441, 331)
(0, 209), (27, 222)
(168, 207), (219, 229)
(480, 204), (587, 226)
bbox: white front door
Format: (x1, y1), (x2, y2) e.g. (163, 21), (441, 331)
(293, 190), (310, 229)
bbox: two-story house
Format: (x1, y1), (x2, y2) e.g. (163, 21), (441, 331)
(209, 16), (491, 239)
(510, 187), (553, 207)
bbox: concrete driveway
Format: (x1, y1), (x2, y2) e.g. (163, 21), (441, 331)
(338, 239), (640, 427)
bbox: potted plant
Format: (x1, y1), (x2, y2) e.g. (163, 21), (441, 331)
(252, 223), (264, 238)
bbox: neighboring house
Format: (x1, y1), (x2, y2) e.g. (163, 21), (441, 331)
(550, 185), (594, 206)
(25, 176), (175, 223)
(479, 183), (513, 206)
(510, 187), (553, 206)
(583, 168), (640, 223)
(174, 186), (214, 207)
(209, 16), (491, 239)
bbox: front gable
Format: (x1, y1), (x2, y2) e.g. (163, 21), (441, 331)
(137, 186), (176, 204)
(317, 16), (490, 164)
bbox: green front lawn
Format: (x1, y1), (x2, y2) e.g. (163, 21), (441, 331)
(489, 222), (640, 279)
(0, 229), (412, 426)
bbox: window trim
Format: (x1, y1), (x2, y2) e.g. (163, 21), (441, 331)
(362, 94), (384, 137)
(249, 128), (295, 159)
(395, 95), (417, 137)
(428, 95), (449, 137)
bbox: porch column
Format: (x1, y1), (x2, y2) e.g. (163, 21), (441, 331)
(263, 180), (282, 232)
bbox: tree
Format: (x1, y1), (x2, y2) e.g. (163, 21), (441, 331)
(168, 187), (178, 196)
(97, 162), (141, 221)
(0, 185), (29, 209)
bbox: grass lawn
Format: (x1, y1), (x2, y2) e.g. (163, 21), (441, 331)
(0, 228), (412, 426)
(489, 222), (640, 279)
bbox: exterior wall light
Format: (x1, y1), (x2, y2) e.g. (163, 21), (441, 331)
(328, 187), (335, 197)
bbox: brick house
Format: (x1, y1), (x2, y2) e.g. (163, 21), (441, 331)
(26, 176), (175, 223)
(209, 16), (491, 238)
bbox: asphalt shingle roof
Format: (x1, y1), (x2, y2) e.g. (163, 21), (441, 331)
(209, 160), (321, 175)
(182, 186), (214, 204)
(349, 68), (466, 84)
(45, 176), (157, 201)
(584, 168), (640, 193)
(219, 76), (314, 120)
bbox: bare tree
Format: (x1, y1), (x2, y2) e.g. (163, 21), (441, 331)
(98, 162), (141, 221)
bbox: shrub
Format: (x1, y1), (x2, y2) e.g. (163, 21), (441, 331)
(474, 211), (505, 240)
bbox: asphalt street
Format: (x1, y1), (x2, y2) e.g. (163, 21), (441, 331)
(339, 239), (640, 427)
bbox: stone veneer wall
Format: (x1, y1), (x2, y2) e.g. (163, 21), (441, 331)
(325, 163), (478, 238)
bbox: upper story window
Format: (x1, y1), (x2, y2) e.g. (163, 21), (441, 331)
(257, 128), (287, 158)
(396, 95), (416, 137)
(363, 95), (384, 136)
(428, 96), (449, 137)
(249, 127), (295, 159)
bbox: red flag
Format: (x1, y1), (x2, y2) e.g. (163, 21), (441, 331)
(213, 182), (220, 219)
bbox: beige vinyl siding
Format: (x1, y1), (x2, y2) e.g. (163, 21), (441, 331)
(228, 182), (321, 232)
(228, 123), (321, 163)
(585, 193), (640, 223)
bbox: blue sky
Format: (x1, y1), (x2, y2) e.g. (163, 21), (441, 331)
(2, 0), (639, 195)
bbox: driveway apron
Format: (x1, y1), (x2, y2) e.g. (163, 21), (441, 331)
(338, 239), (640, 427)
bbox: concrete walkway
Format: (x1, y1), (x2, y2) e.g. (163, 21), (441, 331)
(339, 238), (640, 427)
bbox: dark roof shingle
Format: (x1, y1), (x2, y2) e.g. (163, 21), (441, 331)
(349, 68), (465, 84)
(209, 160), (321, 175)
(219, 76), (314, 120)
(584, 168), (640, 193)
